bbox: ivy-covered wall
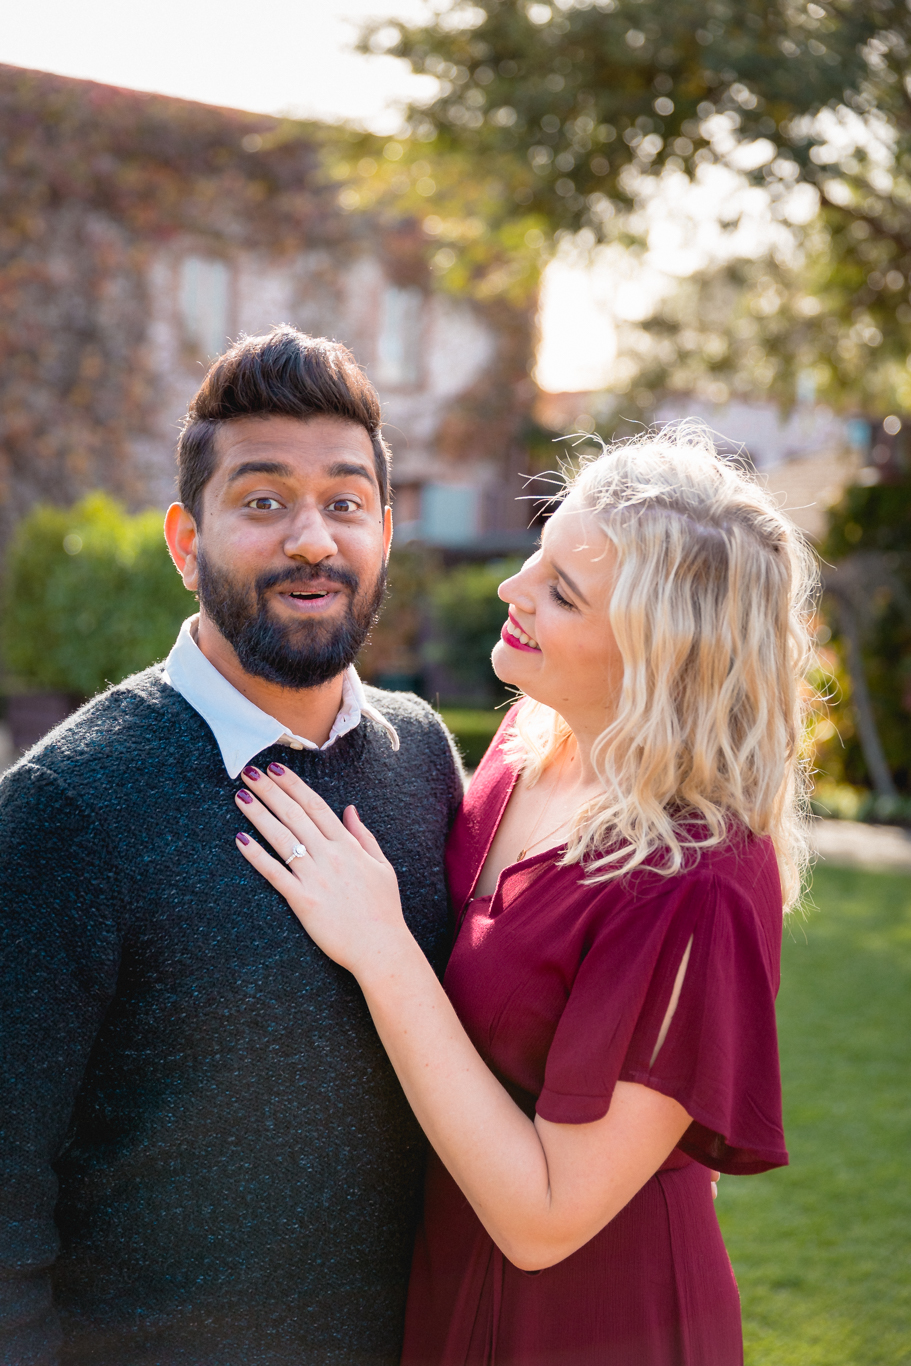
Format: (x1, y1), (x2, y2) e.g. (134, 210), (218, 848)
(0, 63), (536, 555)
(0, 65), (328, 540)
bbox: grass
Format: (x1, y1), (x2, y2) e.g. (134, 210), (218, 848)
(716, 865), (911, 1365)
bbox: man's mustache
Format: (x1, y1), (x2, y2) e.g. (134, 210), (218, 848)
(253, 563), (360, 596)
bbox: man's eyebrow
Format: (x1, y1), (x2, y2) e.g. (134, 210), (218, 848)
(553, 562), (590, 606)
(327, 461), (376, 484)
(224, 459), (377, 487)
(225, 460), (295, 485)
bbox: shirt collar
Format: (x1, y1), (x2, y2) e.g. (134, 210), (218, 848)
(162, 615), (398, 778)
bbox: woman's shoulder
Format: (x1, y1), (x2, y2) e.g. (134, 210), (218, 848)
(689, 828), (781, 911)
(583, 826), (781, 927)
(678, 824), (778, 881)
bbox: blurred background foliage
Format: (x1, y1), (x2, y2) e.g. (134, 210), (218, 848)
(358, 548), (523, 765)
(814, 471), (911, 816)
(425, 556), (523, 700)
(347, 0), (911, 420)
(2, 493), (190, 698)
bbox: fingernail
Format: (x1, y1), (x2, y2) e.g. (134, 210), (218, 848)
(237, 789), (254, 805)
(351, 806), (359, 820)
(267, 762), (285, 776)
(243, 765), (261, 781)
(236, 831), (250, 845)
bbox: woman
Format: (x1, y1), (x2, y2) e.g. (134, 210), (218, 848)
(230, 428), (816, 1365)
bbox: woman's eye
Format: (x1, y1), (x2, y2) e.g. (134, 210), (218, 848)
(549, 583), (575, 610)
(246, 497), (283, 511)
(329, 498), (359, 514)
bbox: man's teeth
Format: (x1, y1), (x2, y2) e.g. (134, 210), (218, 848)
(506, 619), (538, 648)
(289, 590), (328, 599)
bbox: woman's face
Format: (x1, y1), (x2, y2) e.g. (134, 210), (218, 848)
(492, 499), (624, 728)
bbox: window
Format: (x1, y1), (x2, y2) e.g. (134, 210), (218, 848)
(420, 484), (480, 546)
(179, 256), (230, 360)
(375, 285), (423, 386)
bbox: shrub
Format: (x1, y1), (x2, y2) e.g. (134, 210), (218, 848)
(357, 546), (440, 691)
(2, 493), (191, 697)
(427, 557), (523, 703)
(816, 473), (911, 795)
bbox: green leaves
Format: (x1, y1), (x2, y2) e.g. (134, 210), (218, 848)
(363, 0), (885, 235)
(2, 493), (192, 697)
(355, 1), (911, 415)
(816, 475), (911, 794)
(427, 556), (523, 701)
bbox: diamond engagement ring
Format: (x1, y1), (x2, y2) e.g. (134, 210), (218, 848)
(285, 843), (308, 864)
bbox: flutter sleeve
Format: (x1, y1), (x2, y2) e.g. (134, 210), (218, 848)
(535, 848), (788, 1175)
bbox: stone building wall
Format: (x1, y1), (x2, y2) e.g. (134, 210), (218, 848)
(0, 64), (536, 556)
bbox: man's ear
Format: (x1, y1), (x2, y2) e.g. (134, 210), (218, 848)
(164, 503), (200, 591)
(383, 505), (393, 562)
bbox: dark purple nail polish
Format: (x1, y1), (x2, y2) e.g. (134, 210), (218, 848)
(243, 765), (261, 781)
(236, 831), (250, 845)
(268, 762), (285, 776)
(237, 789), (254, 805)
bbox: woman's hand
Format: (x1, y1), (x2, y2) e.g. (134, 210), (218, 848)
(230, 763), (694, 1273)
(233, 762), (409, 975)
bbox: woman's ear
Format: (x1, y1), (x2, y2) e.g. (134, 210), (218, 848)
(164, 503), (200, 590)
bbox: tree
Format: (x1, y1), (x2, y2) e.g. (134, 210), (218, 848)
(814, 472), (911, 800)
(361, 0), (911, 411)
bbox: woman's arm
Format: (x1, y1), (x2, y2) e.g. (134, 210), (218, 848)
(363, 943), (690, 1269)
(233, 764), (692, 1271)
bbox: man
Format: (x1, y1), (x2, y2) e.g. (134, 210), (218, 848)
(0, 327), (464, 1365)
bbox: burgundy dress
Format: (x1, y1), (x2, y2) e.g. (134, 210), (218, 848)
(401, 712), (788, 1366)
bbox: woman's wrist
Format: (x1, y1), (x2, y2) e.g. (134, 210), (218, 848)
(353, 924), (431, 999)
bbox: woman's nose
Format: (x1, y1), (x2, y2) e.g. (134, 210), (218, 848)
(498, 572), (522, 603)
(498, 573), (533, 609)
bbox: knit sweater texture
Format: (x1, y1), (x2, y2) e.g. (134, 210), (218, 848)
(0, 669), (464, 1366)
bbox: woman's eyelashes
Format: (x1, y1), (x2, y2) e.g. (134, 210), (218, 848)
(549, 582), (576, 610)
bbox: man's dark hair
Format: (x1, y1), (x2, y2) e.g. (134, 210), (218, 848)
(176, 326), (391, 522)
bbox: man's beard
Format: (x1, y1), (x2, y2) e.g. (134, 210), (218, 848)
(196, 550), (387, 690)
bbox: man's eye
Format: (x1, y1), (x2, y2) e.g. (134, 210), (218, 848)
(329, 498), (359, 513)
(246, 497), (282, 511)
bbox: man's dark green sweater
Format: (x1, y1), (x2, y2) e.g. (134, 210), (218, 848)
(0, 668), (463, 1366)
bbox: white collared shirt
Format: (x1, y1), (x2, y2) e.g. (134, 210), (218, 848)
(162, 615), (399, 779)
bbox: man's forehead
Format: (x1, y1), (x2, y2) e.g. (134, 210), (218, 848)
(213, 415), (377, 481)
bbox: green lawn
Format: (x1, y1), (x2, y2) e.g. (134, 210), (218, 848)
(716, 865), (911, 1365)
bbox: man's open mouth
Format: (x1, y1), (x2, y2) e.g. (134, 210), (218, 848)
(274, 583), (345, 613)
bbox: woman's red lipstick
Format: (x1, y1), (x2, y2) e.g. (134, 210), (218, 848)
(501, 613), (541, 652)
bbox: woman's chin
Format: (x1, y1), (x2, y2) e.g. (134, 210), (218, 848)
(491, 638), (540, 686)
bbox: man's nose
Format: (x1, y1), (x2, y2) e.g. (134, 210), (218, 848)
(283, 508), (338, 563)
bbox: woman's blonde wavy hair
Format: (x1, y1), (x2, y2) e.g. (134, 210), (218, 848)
(502, 424), (819, 911)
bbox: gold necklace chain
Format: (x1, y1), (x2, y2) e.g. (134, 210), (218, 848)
(518, 816), (574, 862)
(516, 746), (572, 862)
